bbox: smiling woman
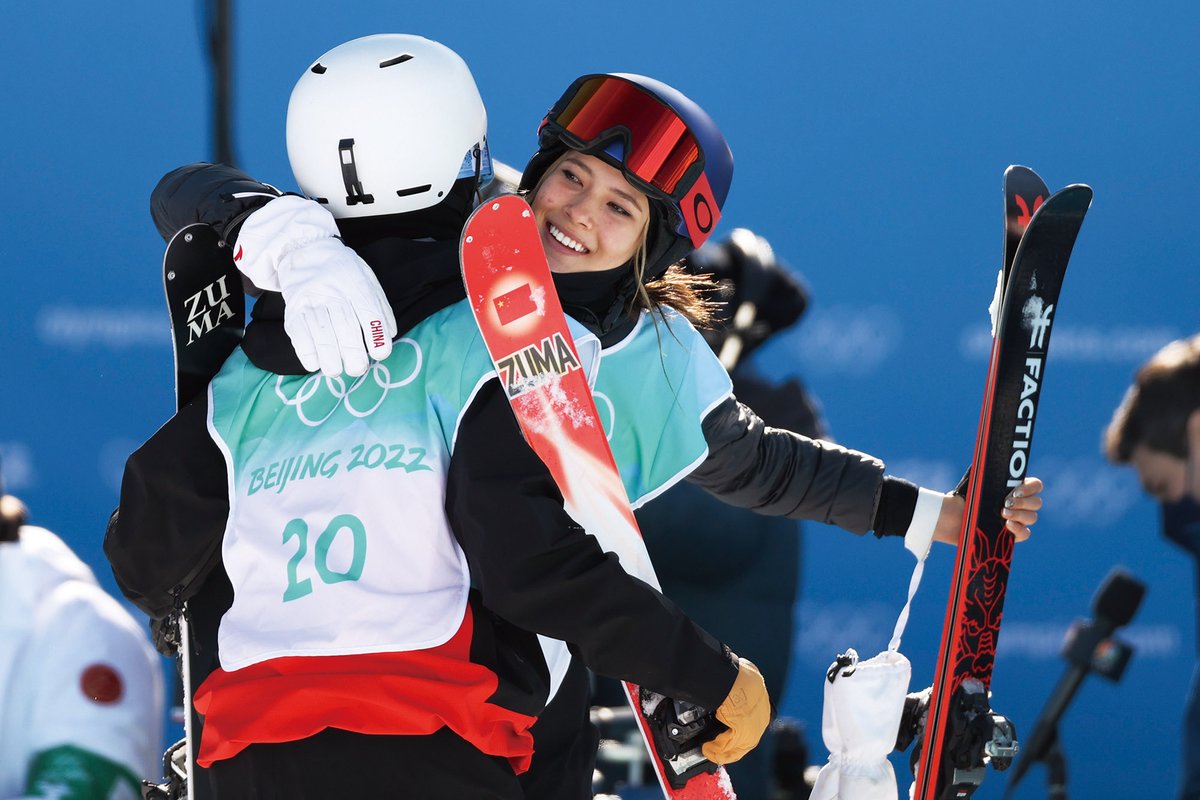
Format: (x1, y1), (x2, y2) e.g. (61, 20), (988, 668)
(517, 72), (734, 339)
(530, 153), (650, 275)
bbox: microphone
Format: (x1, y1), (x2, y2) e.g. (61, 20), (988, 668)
(1004, 568), (1146, 797)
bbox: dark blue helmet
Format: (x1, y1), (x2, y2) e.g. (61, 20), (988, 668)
(521, 73), (734, 282)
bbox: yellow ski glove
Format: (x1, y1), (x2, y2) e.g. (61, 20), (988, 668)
(701, 656), (771, 764)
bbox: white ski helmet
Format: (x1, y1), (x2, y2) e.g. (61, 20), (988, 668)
(286, 34), (488, 219)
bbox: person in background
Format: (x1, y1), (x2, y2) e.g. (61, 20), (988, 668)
(0, 457), (163, 799)
(1104, 332), (1200, 800)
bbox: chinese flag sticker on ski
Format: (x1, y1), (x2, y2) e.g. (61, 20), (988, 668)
(492, 283), (540, 326)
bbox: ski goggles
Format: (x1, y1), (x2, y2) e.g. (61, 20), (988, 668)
(541, 74), (704, 202)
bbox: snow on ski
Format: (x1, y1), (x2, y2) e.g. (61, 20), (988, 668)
(914, 182), (1092, 800)
(461, 195), (736, 800)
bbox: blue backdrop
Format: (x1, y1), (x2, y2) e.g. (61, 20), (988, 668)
(3, 2), (1196, 796)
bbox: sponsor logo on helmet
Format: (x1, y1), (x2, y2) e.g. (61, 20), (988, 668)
(680, 172), (719, 247)
(693, 194), (713, 234)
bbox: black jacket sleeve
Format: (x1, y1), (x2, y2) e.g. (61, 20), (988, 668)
(151, 162), (283, 243)
(688, 396), (919, 537)
(103, 395), (230, 620)
(446, 380), (738, 711)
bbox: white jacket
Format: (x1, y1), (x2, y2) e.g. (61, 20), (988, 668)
(0, 526), (162, 798)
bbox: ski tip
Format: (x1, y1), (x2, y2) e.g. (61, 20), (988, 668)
(481, 196), (531, 218)
(1003, 165), (1050, 201)
(1003, 164), (1044, 182)
(461, 194), (531, 253)
(465, 192), (521, 216)
(1053, 184), (1094, 214)
(1062, 183), (1094, 202)
(1030, 183), (1094, 220)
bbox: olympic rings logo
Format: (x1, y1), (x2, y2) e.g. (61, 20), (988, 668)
(275, 338), (423, 427)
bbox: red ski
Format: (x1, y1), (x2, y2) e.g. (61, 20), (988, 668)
(461, 195), (736, 800)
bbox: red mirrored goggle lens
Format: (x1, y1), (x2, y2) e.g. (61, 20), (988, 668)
(553, 77), (701, 197)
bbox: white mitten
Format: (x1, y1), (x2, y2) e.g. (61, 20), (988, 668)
(810, 648), (911, 800)
(235, 195), (397, 377)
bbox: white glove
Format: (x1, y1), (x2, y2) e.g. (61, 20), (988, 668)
(810, 648), (910, 800)
(234, 195), (397, 377)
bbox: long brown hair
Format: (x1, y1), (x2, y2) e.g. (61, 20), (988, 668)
(639, 265), (719, 328)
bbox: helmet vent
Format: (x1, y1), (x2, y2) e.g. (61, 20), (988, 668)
(395, 184), (432, 198)
(379, 54), (414, 69)
(310, 63), (327, 75)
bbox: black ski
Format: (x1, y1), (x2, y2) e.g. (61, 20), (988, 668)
(144, 223), (246, 800)
(163, 223), (245, 410)
(914, 183), (1093, 800)
(1003, 166), (1049, 284)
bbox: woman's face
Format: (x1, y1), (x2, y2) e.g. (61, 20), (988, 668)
(530, 153), (650, 274)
